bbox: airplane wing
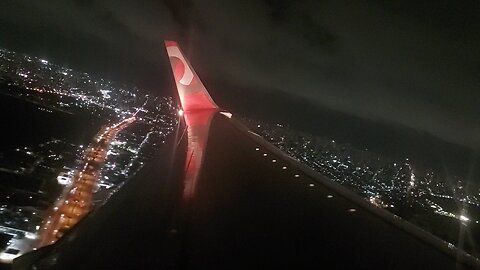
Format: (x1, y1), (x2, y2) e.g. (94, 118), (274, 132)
(13, 41), (479, 270)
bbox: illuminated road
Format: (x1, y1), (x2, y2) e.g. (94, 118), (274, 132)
(16, 113), (479, 269)
(36, 117), (135, 247)
(15, 39), (478, 268)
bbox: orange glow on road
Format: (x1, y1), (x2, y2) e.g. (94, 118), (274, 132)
(37, 117), (135, 247)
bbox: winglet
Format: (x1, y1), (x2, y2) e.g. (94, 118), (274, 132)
(165, 41), (219, 112)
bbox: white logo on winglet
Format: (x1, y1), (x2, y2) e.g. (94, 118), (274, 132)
(167, 46), (194, 86)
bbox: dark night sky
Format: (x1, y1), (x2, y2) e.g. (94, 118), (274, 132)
(1, 0), (479, 151)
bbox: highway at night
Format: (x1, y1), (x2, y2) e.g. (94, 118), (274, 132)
(11, 40), (480, 269)
(13, 113), (479, 269)
(36, 117), (135, 247)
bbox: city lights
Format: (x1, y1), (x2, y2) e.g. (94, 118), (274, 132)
(0, 46), (178, 262)
(242, 116), (480, 256)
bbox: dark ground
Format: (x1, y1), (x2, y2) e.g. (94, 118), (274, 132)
(12, 113), (479, 269)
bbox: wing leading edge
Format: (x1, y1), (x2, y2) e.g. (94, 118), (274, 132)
(12, 41), (479, 270)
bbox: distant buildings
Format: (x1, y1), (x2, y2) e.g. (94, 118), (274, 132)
(0, 47), (177, 262)
(241, 117), (480, 254)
